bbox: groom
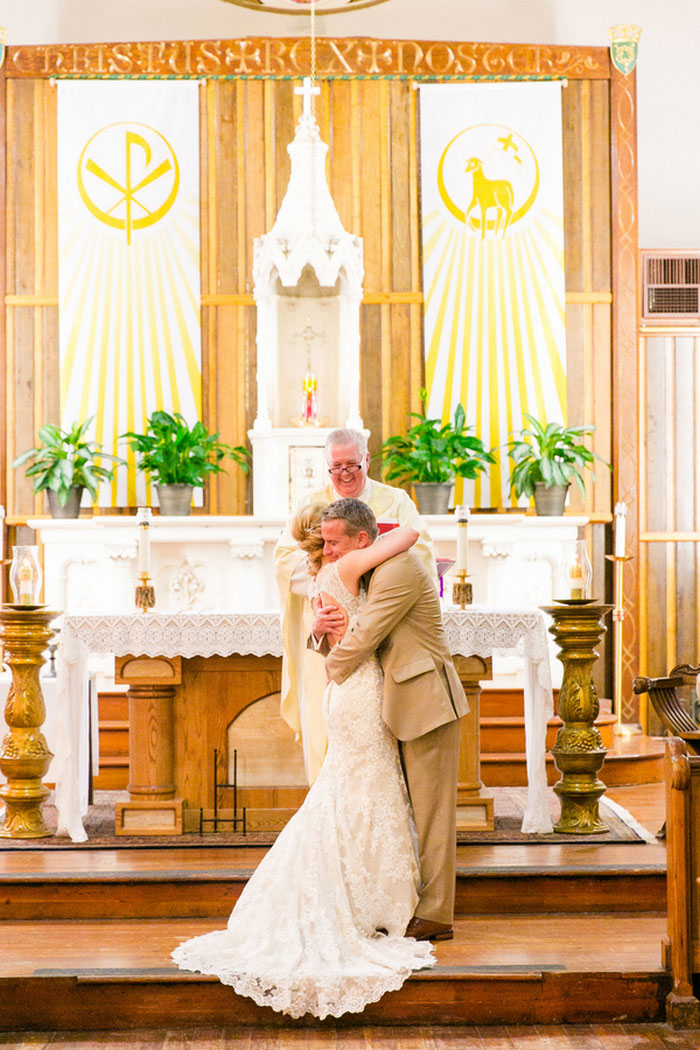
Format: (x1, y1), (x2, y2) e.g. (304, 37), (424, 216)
(318, 498), (468, 942)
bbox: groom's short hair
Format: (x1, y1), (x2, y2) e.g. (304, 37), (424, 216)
(322, 498), (379, 542)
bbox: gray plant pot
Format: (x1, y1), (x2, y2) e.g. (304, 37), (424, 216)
(412, 482), (453, 515)
(533, 482), (569, 516)
(47, 486), (84, 519)
(156, 483), (194, 516)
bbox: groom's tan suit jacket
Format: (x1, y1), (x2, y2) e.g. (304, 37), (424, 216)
(325, 550), (468, 739)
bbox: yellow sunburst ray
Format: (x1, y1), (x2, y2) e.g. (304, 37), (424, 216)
(425, 234), (460, 391)
(424, 221), (456, 311)
(519, 232), (567, 414)
(528, 219), (566, 324)
(157, 232), (202, 401)
(60, 236), (104, 413)
(440, 233), (468, 424)
(512, 235), (550, 423)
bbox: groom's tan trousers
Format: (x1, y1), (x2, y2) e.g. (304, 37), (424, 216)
(400, 716), (462, 925)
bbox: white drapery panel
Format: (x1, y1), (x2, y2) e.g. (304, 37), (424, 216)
(419, 82), (567, 508)
(57, 80), (201, 507)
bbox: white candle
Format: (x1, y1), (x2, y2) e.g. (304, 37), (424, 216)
(456, 505), (469, 574)
(614, 502), (627, 558)
(18, 564), (33, 604)
(136, 507), (152, 576)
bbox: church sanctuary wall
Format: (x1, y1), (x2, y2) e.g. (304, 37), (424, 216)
(0, 36), (639, 710)
(638, 329), (700, 724)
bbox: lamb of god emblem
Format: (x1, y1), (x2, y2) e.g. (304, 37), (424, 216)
(437, 123), (539, 239)
(77, 122), (180, 245)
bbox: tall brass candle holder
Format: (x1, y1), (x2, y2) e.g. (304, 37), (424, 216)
(542, 600), (613, 834)
(452, 507), (472, 607)
(0, 606), (57, 838)
(135, 507), (155, 612)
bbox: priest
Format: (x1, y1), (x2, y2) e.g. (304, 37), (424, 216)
(274, 427), (435, 782)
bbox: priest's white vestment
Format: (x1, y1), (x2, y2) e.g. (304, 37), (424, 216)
(274, 478), (436, 782)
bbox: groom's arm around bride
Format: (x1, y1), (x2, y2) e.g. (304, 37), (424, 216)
(325, 547), (469, 941)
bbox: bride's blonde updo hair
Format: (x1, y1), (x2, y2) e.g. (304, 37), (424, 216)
(291, 502), (326, 576)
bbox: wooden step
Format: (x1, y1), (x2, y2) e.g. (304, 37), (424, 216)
(93, 757), (129, 791)
(0, 835), (666, 922)
(482, 737), (665, 788)
(480, 712), (617, 754)
(97, 690), (128, 721)
(97, 721), (130, 756)
(481, 687), (563, 718)
(97, 690), (129, 789)
(0, 915), (669, 1029)
(0, 861), (665, 921)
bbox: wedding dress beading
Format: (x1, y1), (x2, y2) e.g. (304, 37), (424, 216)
(172, 562), (435, 1019)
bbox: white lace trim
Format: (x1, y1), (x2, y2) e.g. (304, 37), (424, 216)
(172, 934), (434, 1019)
(58, 605), (549, 663)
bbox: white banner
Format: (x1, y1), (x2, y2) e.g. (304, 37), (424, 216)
(419, 83), (566, 508)
(58, 80), (201, 507)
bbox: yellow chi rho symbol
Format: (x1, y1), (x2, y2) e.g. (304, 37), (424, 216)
(77, 123), (180, 245)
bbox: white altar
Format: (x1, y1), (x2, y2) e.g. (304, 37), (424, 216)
(28, 512), (584, 691)
(53, 606), (553, 843)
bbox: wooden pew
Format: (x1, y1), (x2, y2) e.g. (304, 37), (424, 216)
(634, 665), (700, 746)
(664, 736), (700, 1026)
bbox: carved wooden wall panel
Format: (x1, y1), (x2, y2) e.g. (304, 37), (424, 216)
(610, 67), (640, 720)
(639, 331), (700, 727)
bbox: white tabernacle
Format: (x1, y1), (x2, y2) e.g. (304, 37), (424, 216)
(54, 606), (552, 842)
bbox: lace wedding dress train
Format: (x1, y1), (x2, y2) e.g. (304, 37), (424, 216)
(172, 563), (434, 1019)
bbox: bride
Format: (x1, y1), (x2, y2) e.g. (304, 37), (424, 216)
(171, 501), (435, 1019)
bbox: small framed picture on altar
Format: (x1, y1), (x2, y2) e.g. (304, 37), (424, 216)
(289, 445), (327, 512)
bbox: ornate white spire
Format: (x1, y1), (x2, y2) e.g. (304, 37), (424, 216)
(253, 78), (363, 290)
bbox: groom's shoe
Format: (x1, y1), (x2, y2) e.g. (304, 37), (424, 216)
(405, 917), (454, 942)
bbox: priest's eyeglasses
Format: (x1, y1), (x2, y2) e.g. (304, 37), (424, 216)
(328, 463), (364, 476)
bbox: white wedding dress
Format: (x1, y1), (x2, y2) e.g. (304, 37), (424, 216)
(171, 562), (434, 1019)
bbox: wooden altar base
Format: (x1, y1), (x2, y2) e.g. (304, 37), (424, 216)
(0, 784), (673, 1030)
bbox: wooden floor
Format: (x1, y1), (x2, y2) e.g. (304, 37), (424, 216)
(0, 1023), (700, 1049)
(0, 779), (686, 1034)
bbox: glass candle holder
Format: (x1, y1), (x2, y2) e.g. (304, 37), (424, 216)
(567, 539), (592, 599)
(9, 545), (43, 606)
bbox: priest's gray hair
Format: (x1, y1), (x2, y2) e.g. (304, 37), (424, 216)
(322, 498), (379, 542)
(325, 428), (367, 460)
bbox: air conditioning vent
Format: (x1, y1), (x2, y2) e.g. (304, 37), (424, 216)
(642, 250), (700, 324)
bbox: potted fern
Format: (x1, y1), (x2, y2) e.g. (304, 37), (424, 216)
(123, 410), (250, 515)
(12, 418), (123, 518)
(507, 414), (609, 515)
(380, 390), (496, 514)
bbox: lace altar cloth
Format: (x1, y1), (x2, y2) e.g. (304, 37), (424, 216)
(53, 605), (553, 841)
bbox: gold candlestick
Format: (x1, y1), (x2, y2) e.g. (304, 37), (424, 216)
(0, 606), (57, 838)
(452, 571), (472, 608)
(542, 600), (613, 833)
(605, 552), (638, 736)
(135, 573), (155, 612)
